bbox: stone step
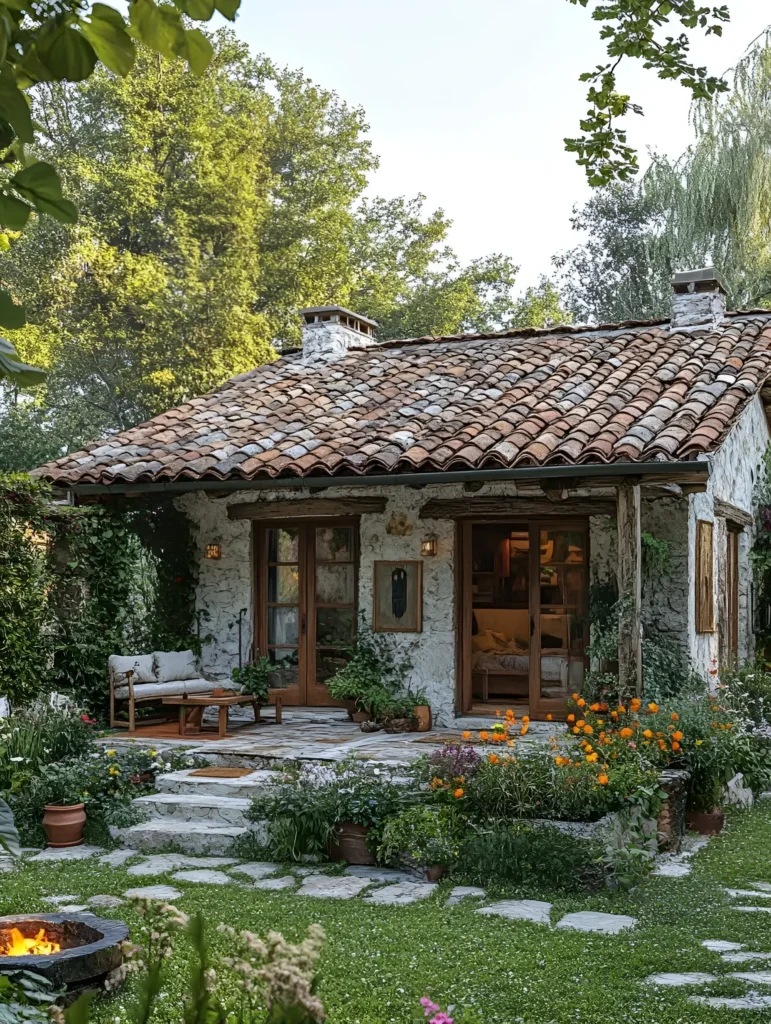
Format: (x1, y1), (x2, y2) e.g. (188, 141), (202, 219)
(155, 768), (280, 799)
(118, 818), (266, 856)
(132, 792), (252, 826)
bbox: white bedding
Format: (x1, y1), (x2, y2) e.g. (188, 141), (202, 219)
(472, 651), (569, 683)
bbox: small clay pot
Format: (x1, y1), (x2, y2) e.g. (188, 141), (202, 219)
(383, 716), (417, 734)
(130, 771), (154, 785)
(43, 803), (86, 848)
(352, 709), (371, 723)
(425, 864), (446, 882)
(414, 705), (432, 732)
(341, 699), (357, 720)
(329, 823), (375, 865)
(685, 809), (725, 835)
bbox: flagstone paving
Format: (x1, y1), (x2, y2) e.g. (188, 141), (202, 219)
(363, 882), (437, 905)
(646, 972), (717, 987)
(477, 899), (552, 925)
(127, 854), (239, 877)
(446, 886), (486, 905)
(87, 894), (124, 908)
(229, 862), (281, 881)
(171, 869), (236, 885)
(29, 844), (105, 862)
(123, 884), (184, 900)
(691, 995), (771, 1010)
(252, 876), (297, 891)
(296, 874), (372, 899)
(703, 939), (746, 952)
(556, 911), (637, 934)
(723, 953), (771, 963)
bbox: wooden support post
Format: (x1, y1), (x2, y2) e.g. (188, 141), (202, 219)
(617, 481), (642, 700)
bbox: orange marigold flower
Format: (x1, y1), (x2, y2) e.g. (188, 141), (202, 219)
(462, 730), (471, 740)
(571, 692), (580, 701)
(576, 720), (586, 729)
(643, 729), (653, 740)
(617, 705), (626, 714)
(546, 713), (553, 721)
(619, 727), (634, 739)
(590, 703), (601, 712)
(479, 731), (489, 741)
(658, 739), (667, 750)
(656, 731), (664, 738)
(647, 702), (659, 713)
(597, 773), (609, 785)
(519, 724), (529, 736)
(572, 726), (580, 734)
(610, 710), (619, 719)
(577, 698), (586, 708)
(583, 724), (594, 735)
(453, 787), (464, 799)
(630, 698), (642, 712)
(586, 752), (599, 763)
(670, 712), (679, 721)
(495, 709), (501, 717)
(671, 741), (681, 752)
(672, 730), (683, 741)
(507, 739), (515, 747)
(567, 714), (576, 723)
(489, 753), (499, 764)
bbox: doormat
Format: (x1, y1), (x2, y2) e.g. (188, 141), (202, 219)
(189, 766), (254, 779)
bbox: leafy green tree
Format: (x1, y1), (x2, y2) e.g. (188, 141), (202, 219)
(568, 1), (730, 185)
(557, 29), (771, 321)
(0, 1), (242, 349)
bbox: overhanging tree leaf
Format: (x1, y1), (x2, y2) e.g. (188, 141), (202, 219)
(0, 191), (31, 229)
(129, 0), (185, 63)
(9, 161), (77, 223)
(36, 25), (98, 83)
(0, 796), (20, 857)
(0, 336), (45, 386)
(176, 0), (216, 19)
(0, 287), (25, 328)
(181, 28), (214, 77)
(0, 62), (33, 144)
(214, 0), (240, 19)
(82, 5), (137, 78)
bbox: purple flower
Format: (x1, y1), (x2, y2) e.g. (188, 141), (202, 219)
(420, 997), (440, 1017)
(430, 1015), (454, 1024)
(427, 743), (481, 782)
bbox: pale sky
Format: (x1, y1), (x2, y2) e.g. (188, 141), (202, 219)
(229, 0), (770, 291)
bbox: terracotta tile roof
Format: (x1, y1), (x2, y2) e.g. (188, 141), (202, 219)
(34, 313), (771, 486)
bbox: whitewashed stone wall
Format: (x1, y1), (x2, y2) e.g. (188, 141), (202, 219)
(689, 395), (769, 678)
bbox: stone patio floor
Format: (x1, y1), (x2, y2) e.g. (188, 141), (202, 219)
(99, 707), (558, 766)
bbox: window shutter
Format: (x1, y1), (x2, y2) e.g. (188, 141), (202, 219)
(696, 520), (715, 633)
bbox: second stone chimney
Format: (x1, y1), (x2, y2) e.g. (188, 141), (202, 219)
(300, 306), (379, 362)
(670, 268), (727, 330)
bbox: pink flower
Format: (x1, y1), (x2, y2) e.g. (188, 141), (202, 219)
(627, 741), (637, 749)
(420, 998), (440, 1017)
(430, 1015), (454, 1024)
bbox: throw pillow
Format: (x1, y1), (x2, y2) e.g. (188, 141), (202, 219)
(154, 649), (198, 684)
(109, 653), (155, 686)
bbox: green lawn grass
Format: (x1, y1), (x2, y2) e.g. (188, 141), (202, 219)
(3, 805), (771, 1023)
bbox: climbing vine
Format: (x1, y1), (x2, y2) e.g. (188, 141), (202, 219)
(0, 474), (201, 714)
(751, 443), (771, 647)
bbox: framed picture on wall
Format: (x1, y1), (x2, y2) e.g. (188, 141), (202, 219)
(373, 560), (423, 633)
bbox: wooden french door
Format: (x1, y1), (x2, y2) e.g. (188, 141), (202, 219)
(253, 519), (358, 705)
(460, 518), (589, 720)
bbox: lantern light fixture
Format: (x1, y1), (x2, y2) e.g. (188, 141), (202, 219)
(420, 535), (438, 557)
(205, 543), (222, 560)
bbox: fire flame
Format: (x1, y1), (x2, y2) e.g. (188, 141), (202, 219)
(0, 927), (61, 956)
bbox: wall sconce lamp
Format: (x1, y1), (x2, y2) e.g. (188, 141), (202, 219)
(420, 535), (438, 557)
(205, 543), (222, 560)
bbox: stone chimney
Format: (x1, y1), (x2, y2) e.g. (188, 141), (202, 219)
(300, 306), (379, 362)
(670, 268), (727, 330)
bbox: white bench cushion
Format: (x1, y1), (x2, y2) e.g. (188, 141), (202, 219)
(113, 677), (235, 701)
(153, 649), (198, 684)
(109, 653), (155, 685)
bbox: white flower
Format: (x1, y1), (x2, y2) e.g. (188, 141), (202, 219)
(9, 756), (24, 762)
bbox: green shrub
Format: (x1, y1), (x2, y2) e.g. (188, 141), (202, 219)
(464, 752), (652, 822)
(456, 821), (605, 891)
(0, 699), (97, 795)
(719, 659), (771, 729)
(232, 656), (287, 702)
(378, 805), (465, 868)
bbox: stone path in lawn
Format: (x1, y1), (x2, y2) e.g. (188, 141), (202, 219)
(643, 881), (771, 1010)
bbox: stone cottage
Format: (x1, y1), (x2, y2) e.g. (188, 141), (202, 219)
(34, 269), (771, 726)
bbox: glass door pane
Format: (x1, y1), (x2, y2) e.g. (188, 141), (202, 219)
(312, 525), (356, 699)
(265, 527), (301, 692)
(538, 526), (586, 704)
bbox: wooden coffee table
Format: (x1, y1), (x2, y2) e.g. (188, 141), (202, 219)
(162, 691), (282, 739)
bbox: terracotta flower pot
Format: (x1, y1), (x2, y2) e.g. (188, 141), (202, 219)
(352, 709), (371, 723)
(685, 809), (725, 835)
(43, 803), (86, 848)
(425, 864), (446, 882)
(414, 705), (432, 732)
(383, 716), (417, 734)
(328, 822), (376, 865)
(341, 699), (357, 720)
(130, 771), (154, 785)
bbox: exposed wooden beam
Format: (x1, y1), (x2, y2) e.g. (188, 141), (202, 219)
(227, 496), (387, 520)
(617, 481), (642, 700)
(714, 497), (753, 528)
(419, 497), (616, 519)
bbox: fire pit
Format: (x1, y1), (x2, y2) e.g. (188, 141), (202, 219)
(0, 914), (129, 993)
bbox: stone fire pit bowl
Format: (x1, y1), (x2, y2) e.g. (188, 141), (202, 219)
(0, 913), (129, 992)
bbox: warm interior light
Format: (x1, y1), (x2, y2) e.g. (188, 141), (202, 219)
(205, 544), (221, 559)
(1, 927), (61, 956)
(421, 537), (438, 557)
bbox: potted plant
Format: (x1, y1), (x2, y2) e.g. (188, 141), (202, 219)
(31, 761), (90, 848)
(328, 764), (404, 865)
(378, 805), (463, 880)
(232, 656), (288, 703)
(327, 628), (412, 720)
